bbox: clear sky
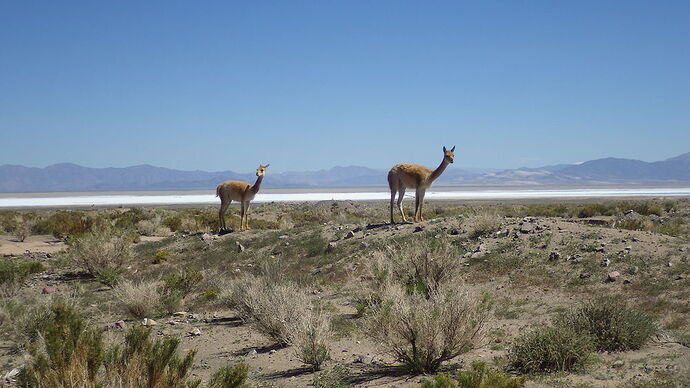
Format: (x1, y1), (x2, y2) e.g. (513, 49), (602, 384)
(1, 1), (689, 173)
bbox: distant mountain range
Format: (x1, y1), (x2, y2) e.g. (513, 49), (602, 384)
(1, 153), (689, 193)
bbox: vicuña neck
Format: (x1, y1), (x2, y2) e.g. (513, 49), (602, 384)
(250, 175), (264, 194)
(427, 159), (449, 184)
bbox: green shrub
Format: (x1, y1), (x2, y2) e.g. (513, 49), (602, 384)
(207, 363), (249, 388)
(508, 326), (594, 373)
(153, 250), (171, 264)
(294, 309), (332, 371)
(37, 211), (94, 240)
(162, 268), (203, 296)
(555, 297), (656, 352)
(163, 216), (183, 232)
(313, 365), (350, 388)
(0, 259), (45, 296)
(420, 362), (526, 387)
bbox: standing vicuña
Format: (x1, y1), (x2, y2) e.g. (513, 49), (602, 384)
(388, 146), (455, 224)
(216, 164), (269, 231)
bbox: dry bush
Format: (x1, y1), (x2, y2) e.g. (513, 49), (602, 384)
(365, 238), (464, 300)
(69, 229), (132, 287)
(366, 283), (490, 373)
(114, 279), (162, 319)
(223, 275), (309, 346)
(136, 219), (160, 236)
(293, 308), (332, 371)
(13, 215), (33, 242)
(508, 326), (594, 373)
(464, 211), (502, 239)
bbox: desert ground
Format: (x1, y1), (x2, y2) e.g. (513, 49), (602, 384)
(1, 198), (689, 387)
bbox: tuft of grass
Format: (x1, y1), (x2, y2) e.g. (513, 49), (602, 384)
(0, 259), (46, 296)
(508, 326), (594, 373)
(207, 363), (249, 388)
(153, 250), (171, 264)
(114, 280), (162, 319)
(313, 365), (351, 388)
(420, 361), (526, 387)
(554, 297), (656, 352)
(69, 229), (132, 288)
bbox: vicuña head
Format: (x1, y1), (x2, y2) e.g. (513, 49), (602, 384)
(443, 146), (455, 164)
(256, 164), (269, 176)
(388, 145), (457, 224)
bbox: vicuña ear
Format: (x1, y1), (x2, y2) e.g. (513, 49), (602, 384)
(265, 164), (270, 168)
(451, 146), (456, 152)
(443, 146), (447, 152)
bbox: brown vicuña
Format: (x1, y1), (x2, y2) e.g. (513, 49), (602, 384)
(216, 164), (269, 231)
(387, 146), (455, 224)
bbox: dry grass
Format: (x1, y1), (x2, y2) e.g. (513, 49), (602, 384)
(293, 308), (332, 371)
(69, 229), (133, 287)
(366, 283), (490, 373)
(114, 279), (162, 319)
(464, 211), (502, 239)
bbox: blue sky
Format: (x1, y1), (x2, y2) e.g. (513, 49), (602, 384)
(1, 1), (689, 173)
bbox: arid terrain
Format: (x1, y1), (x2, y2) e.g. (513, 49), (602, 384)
(1, 199), (689, 387)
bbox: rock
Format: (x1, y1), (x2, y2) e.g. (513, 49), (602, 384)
(188, 328), (202, 336)
(201, 233), (213, 242)
(326, 242), (337, 252)
(667, 262), (673, 267)
(607, 271), (621, 282)
(142, 318), (157, 327)
(519, 223), (535, 233)
(449, 228), (462, 235)
(114, 320), (126, 329)
(623, 279), (632, 284)
(495, 229), (509, 238)
(413, 226), (425, 233)
(612, 360), (625, 368)
(41, 286), (58, 294)
(549, 251), (562, 261)
(311, 267), (322, 275)
(237, 242), (245, 253)
(247, 349), (258, 357)
(601, 258), (611, 267)
(345, 231), (355, 239)
(278, 235), (289, 239)
(3, 368), (20, 380)
(625, 246), (632, 251)
(352, 226), (363, 233)
(579, 273), (592, 279)
(354, 354), (374, 364)
(470, 251), (486, 259)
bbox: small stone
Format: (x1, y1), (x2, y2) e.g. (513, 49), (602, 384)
(352, 226), (363, 233)
(247, 349), (258, 357)
(625, 246), (632, 251)
(311, 267), (322, 275)
(623, 279), (632, 284)
(612, 360), (625, 368)
(201, 233), (213, 242)
(237, 242), (245, 253)
(345, 231), (355, 239)
(607, 271), (621, 282)
(142, 318), (157, 327)
(449, 228), (462, 235)
(188, 328), (202, 336)
(549, 251), (562, 261)
(326, 242), (337, 252)
(269, 349), (277, 355)
(579, 273), (591, 279)
(41, 286), (58, 294)
(520, 223), (535, 234)
(114, 320), (126, 329)
(413, 226), (425, 233)
(278, 235), (289, 239)
(667, 262), (673, 267)
(601, 258), (611, 267)
(3, 368), (20, 380)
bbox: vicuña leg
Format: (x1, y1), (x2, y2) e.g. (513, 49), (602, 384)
(239, 201), (246, 231)
(389, 190), (396, 224)
(243, 201), (251, 230)
(417, 189), (426, 221)
(414, 189), (421, 222)
(397, 188), (407, 223)
(219, 199), (231, 231)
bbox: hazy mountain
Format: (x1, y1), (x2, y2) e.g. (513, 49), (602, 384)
(1, 152), (689, 192)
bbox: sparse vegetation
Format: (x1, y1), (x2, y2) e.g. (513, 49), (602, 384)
(508, 326), (594, 373)
(555, 297), (656, 351)
(69, 229), (132, 287)
(420, 361), (526, 387)
(207, 363), (249, 388)
(294, 308), (332, 371)
(114, 279), (162, 318)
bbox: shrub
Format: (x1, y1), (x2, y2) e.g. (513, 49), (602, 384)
(163, 268), (203, 296)
(312, 365), (350, 388)
(0, 259), (45, 296)
(163, 216), (183, 232)
(465, 212), (502, 239)
(17, 299), (106, 387)
(366, 238), (464, 301)
(207, 363), (249, 388)
(69, 230), (132, 287)
(555, 297), (656, 352)
(224, 275), (309, 346)
(13, 215), (33, 242)
(153, 250), (171, 264)
(294, 309), (332, 371)
(508, 326), (594, 373)
(39, 211), (94, 240)
(114, 280), (162, 319)
(103, 326), (198, 388)
(420, 361), (526, 387)
(366, 284), (490, 373)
